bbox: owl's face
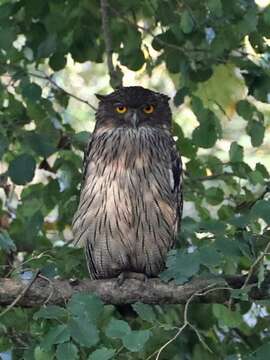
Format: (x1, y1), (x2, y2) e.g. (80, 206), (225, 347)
(95, 86), (171, 130)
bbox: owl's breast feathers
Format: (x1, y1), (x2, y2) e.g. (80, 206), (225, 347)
(72, 126), (183, 279)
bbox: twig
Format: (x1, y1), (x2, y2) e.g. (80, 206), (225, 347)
(109, 5), (185, 53)
(212, 100), (232, 121)
(155, 284), (218, 359)
(38, 274), (55, 305)
(108, 4), (225, 65)
(0, 63), (97, 111)
(155, 323), (188, 360)
(185, 171), (232, 182)
(28, 72), (97, 111)
(242, 241), (270, 289)
(0, 270), (40, 318)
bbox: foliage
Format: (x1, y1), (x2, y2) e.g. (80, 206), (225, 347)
(0, 0), (270, 359)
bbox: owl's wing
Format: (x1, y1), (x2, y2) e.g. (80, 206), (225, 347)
(170, 145), (183, 240)
(73, 133), (99, 278)
(81, 134), (93, 185)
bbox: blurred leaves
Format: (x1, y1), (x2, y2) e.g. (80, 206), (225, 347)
(0, 231), (16, 253)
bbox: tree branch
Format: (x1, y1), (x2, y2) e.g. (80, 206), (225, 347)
(0, 275), (268, 308)
(29, 72), (97, 111)
(100, 0), (123, 88)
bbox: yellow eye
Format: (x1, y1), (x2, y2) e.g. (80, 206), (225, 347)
(116, 105), (127, 114)
(143, 104), (154, 114)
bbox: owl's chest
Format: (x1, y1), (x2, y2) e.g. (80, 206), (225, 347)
(86, 128), (172, 193)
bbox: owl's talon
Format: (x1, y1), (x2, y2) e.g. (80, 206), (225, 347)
(117, 273), (125, 286)
(116, 272), (148, 286)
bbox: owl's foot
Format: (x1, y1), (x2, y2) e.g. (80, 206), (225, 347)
(117, 272), (148, 286)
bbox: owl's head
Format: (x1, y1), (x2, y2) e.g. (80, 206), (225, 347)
(95, 86), (171, 130)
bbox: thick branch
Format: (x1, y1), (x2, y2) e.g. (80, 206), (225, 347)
(100, 0), (122, 88)
(0, 275), (267, 308)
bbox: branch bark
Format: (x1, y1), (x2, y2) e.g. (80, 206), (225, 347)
(0, 275), (267, 308)
(100, 0), (123, 88)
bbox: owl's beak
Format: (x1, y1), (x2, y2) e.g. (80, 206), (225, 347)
(130, 110), (139, 128)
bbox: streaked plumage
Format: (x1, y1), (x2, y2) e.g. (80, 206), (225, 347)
(72, 86), (183, 279)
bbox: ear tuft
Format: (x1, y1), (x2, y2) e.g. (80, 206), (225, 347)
(95, 93), (108, 101)
(162, 94), (170, 102)
(155, 92), (170, 102)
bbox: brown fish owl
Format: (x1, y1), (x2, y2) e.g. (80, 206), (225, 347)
(72, 86), (183, 280)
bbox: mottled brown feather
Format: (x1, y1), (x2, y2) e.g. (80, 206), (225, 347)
(72, 87), (183, 279)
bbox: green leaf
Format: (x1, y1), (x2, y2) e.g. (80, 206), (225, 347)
(190, 68), (213, 83)
(56, 342), (79, 360)
(24, 132), (57, 157)
(205, 156), (223, 174)
(236, 100), (255, 120)
(49, 52), (67, 71)
(251, 200), (270, 224)
(180, 10), (194, 34)
(229, 142), (243, 163)
(72, 131), (91, 151)
(231, 162), (251, 178)
(8, 154), (36, 185)
(67, 293), (103, 323)
(41, 325), (70, 351)
(231, 288), (249, 301)
(0, 133), (8, 159)
(105, 318), (131, 339)
(160, 250), (200, 284)
(132, 303), (156, 323)
(0, 3), (13, 21)
(199, 246), (221, 267)
(37, 34), (57, 58)
(263, 6), (270, 26)
(21, 83), (42, 102)
(186, 159), (206, 177)
(34, 305), (68, 321)
(215, 237), (242, 257)
(200, 219), (226, 234)
(212, 304), (242, 327)
(34, 346), (54, 360)
(174, 87), (189, 106)
(218, 205), (234, 221)
(208, 0), (223, 17)
(122, 330), (151, 352)
(256, 163), (269, 179)
(249, 170), (264, 185)
(247, 342), (270, 359)
(69, 317), (99, 348)
(246, 120), (265, 147)
(165, 49), (181, 73)
(88, 348), (116, 360)
(0, 27), (16, 50)
(0, 231), (16, 253)
(119, 48), (145, 71)
(205, 187), (224, 205)
(192, 117), (218, 148)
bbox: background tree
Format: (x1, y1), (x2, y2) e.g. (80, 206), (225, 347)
(0, 0), (270, 359)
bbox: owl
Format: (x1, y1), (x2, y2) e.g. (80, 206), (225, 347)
(72, 86), (183, 281)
